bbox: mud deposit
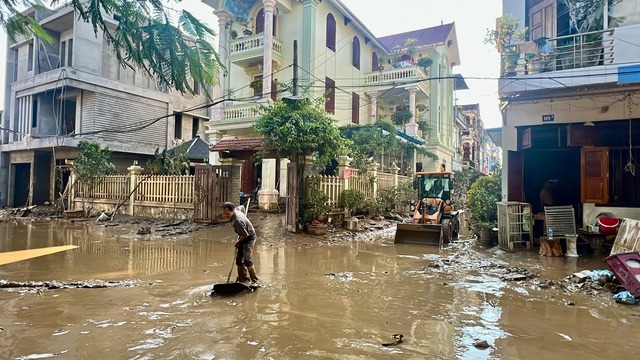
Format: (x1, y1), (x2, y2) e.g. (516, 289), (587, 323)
(1, 216), (639, 359)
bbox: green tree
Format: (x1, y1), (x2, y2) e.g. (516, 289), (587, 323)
(341, 120), (436, 172)
(2, 0), (222, 95)
(73, 140), (117, 215)
(253, 97), (346, 166)
(146, 143), (190, 175)
(253, 96), (347, 225)
(466, 175), (502, 232)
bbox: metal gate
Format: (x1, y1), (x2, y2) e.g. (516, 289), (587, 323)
(194, 165), (232, 223)
(286, 162), (299, 232)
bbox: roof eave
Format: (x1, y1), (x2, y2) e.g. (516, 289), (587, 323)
(328, 0), (389, 53)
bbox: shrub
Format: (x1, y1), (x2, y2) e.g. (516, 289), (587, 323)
(340, 189), (365, 216)
(466, 175), (502, 231)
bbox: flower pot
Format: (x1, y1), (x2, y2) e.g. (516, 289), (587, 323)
(478, 228), (492, 246)
(306, 224), (328, 236)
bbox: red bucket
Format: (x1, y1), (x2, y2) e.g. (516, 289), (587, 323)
(598, 217), (619, 234)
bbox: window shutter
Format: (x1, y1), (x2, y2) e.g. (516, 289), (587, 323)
(325, 77), (335, 114)
(256, 8), (265, 34)
(372, 52), (379, 71)
(351, 92), (359, 124)
(581, 147), (609, 204)
(352, 37), (360, 69)
(271, 79), (277, 101)
(326, 14), (336, 51)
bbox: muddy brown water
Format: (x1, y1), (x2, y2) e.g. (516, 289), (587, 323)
(1, 217), (639, 359)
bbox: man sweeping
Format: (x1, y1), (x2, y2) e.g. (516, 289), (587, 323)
(222, 202), (259, 286)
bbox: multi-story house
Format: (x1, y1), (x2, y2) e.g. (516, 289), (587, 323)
(0, 5), (208, 207)
(452, 105), (467, 171)
(499, 0), (640, 223)
(457, 104), (484, 172)
(203, 0), (461, 209)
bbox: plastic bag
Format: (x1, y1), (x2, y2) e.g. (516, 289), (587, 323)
(589, 269), (614, 284)
(613, 291), (639, 305)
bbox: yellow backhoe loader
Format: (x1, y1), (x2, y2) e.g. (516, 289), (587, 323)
(394, 171), (460, 246)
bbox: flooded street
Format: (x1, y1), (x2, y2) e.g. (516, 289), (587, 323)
(1, 217), (639, 359)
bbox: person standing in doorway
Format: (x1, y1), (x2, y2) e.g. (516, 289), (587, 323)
(539, 181), (555, 210)
(222, 202), (259, 285)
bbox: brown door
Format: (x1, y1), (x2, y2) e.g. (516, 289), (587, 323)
(530, 0), (556, 40)
(241, 160), (254, 194)
(581, 147), (609, 204)
(507, 151), (524, 201)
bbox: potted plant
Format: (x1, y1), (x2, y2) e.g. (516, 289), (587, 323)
(466, 174), (501, 244)
(301, 182), (331, 235)
(340, 189), (365, 231)
(249, 78), (263, 93)
(417, 57), (433, 71)
(484, 14), (527, 75)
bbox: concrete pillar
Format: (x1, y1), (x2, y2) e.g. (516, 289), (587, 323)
(301, 0), (320, 91)
(302, 155), (316, 176)
(206, 129), (224, 165)
(337, 155), (352, 192)
(405, 87), (419, 136)
(258, 158), (279, 211)
(262, 0), (276, 98)
(210, 10), (231, 124)
(367, 92), (379, 124)
(0, 152), (8, 207)
(220, 158), (243, 206)
(390, 163), (400, 187)
(368, 161), (379, 198)
(279, 158), (290, 197)
(127, 162), (143, 216)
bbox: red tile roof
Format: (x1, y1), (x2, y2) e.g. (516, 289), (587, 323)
(209, 137), (263, 152)
(378, 23), (454, 52)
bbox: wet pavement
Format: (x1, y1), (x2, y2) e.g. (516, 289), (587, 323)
(1, 216), (640, 359)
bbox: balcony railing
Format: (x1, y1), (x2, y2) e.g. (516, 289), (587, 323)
(223, 103), (261, 122)
(228, 34), (283, 67)
(502, 29), (615, 76)
(363, 66), (430, 95)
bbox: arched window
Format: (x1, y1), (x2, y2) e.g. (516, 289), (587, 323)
(372, 52), (379, 71)
(255, 8), (276, 35)
(326, 14), (336, 51)
(352, 36), (360, 69)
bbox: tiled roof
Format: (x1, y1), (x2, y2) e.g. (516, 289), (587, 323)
(209, 137), (263, 152)
(378, 23), (454, 53)
(168, 137), (210, 161)
(453, 74), (469, 90)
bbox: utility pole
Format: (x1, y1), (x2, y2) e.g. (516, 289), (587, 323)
(292, 40), (299, 96)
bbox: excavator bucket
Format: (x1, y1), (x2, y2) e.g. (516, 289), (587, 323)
(394, 223), (444, 246)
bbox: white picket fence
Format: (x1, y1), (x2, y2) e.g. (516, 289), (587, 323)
(307, 167), (405, 209)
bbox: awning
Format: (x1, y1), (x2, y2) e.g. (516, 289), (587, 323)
(209, 137), (264, 152)
(486, 127), (502, 147)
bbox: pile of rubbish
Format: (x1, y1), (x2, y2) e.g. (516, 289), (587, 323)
(565, 269), (639, 305)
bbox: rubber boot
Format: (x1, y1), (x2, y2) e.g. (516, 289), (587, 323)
(237, 266), (251, 285)
(247, 266), (260, 284)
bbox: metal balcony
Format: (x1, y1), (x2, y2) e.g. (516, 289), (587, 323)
(503, 29), (615, 76)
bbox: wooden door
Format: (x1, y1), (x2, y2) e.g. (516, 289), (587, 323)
(581, 147), (609, 204)
(241, 160), (254, 194)
(530, 0), (556, 40)
(508, 151), (524, 202)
